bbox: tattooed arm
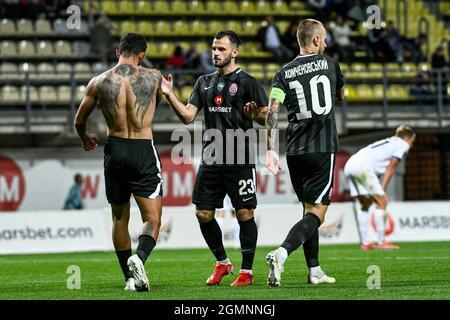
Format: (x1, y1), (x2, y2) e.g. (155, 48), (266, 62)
(160, 74), (199, 125)
(265, 95), (283, 175)
(74, 77), (100, 151)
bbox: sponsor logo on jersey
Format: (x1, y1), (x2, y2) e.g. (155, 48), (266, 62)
(215, 95), (223, 105)
(217, 82), (225, 91)
(229, 83), (238, 96)
(208, 106), (232, 112)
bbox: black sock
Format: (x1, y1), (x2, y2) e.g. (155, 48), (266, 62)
(238, 217), (258, 270)
(303, 229), (319, 268)
(281, 213), (321, 255)
(199, 218), (227, 261)
(136, 235), (156, 264)
(115, 249), (133, 281)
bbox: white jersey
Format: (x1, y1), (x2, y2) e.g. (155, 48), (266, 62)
(346, 136), (410, 175)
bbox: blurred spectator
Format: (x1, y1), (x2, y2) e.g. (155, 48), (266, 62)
(22, 0), (47, 20)
(166, 45), (186, 88)
(2, 0), (21, 18)
(283, 21), (299, 59)
(431, 46), (449, 102)
(44, 0), (71, 19)
(404, 33), (427, 64)
(410, 72), (433, 105)
(200, 48), (215, 73)
(381, 20), (403, 62)
(257, 16), (292, 63)
(324, 21), (339, 60)
(63, 174), (83, 210)
(330, 16), (353, 62)
(184, 43), (201, 70)
(368, 26), (391, 62)
(89, 14), (116, 64)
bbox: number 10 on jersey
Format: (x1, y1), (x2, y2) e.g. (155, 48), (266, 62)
(289, 75), (332, 120)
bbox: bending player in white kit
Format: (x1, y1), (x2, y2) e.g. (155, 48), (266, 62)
(344, 125), (415, 250)
(216, 195), (240, 249)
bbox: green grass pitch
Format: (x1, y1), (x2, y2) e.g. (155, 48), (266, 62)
(0, 242), (449, 300)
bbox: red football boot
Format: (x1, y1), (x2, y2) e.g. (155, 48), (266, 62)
(376, 242), (400, 249)
(231, 272), (254, 287)
(206, 263), (233, 286)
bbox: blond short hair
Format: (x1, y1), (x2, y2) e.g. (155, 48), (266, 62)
(297, 19), (324, 47)
(395, 125), (415, 138)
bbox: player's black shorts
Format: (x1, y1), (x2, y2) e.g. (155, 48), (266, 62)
(192, 165), (257, 211)
(287, 153), (335, 205)
(104, 136), (162, 205)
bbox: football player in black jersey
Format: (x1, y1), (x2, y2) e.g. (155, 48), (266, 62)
(264, 19), (345, 287)
(161, 30), (268, 286)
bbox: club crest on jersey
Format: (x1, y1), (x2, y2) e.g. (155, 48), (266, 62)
(229, 83), (238, 96)
(215, 95), (223, 105)
(217, 82), (225, 91)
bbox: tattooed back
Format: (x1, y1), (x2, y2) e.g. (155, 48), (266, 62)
(95, 64), (162, 139)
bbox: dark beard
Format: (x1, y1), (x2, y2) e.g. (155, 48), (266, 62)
(214, 55), (232, 68)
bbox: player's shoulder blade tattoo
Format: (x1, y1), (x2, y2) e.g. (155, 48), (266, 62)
(130, 68), (161, 126)
(97, 71), (122, 127)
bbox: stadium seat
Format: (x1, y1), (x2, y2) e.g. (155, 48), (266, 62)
(53, 18), (70, 34)
(208, 21), (225, 33)
(35, 19), (52, 35)
(272, 1), (290, 14)
(190, 20), (208, 35)
(118, 1), (136, 14)
(339, 63), (349, 73)
(37, 63), (56, 80)
(349, 63), (370, 78)
(290, 1), (305, 11)
(172, 0), (188, 14)
(241, 20), (258, 36)
(155, 21), (172, 36)
(55, 63), (73, 80)
(100, 1), (119, 14)
(223, 1), (239, 13)
(36, 40), (54, 57)
(195, 41), (209, 53)
(180, 85), (194, 102)
(154, 1), (171, 14)
(54, 41), (71, 57)
(39, 86), (58, 103)
(19, 40), (37, 57)
(226, 21), (242, 34)
(1, 86), (21, 103)
(205, 1), (222, 14)
(255, 0), (272, 14)
(418, 62), (431, 72)
(355, 85), (374, 100)
(120, 21), (137, 34)
(76, 85), (86, 102)
(57, 86), (72, 103)
(189, 0), (205, 13)
(344, 85), (357, 101)
(173, 21), (189, 35)
(367, 63), (383, 78)
(135, 1), (152, 14)
(137, 21), (154, 36)
(0, 41), (18, 57)
(21, 86), (40, 103)
(146, 42), (158, 57)
(74, 63), (92, 80)
(240, 1), (255, 14)
(247, 63), (264, 80)
(159, 42), (175, 57)
(17, 19), (34, 34)
(0, 63), (19, 80)
(373, 84), (385, 100)
(0, 19), (16, 35)
(401, 63), (417, 78)
(385, 63), (402, 78)
(387, 85), (409, 101)
(266, 63), (280, 79)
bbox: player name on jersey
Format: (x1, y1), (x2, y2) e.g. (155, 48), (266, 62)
(208, 106), (232, 113)
(284, 58), (329, 79)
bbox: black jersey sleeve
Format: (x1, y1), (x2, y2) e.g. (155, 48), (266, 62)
(335, 60), (345, 90)
(188, 76), (203, 110)
(245, 76), (268, 108)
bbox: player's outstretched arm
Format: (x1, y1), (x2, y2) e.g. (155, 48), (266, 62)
(265, 96), (282, 175)
(74, 77), (100, 151)
(244, 101), (268, 126)
(381, 157), (400, 190)
(160, 74), (199, 124)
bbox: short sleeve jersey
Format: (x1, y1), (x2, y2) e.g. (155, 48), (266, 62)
(271, 54), (345, 155)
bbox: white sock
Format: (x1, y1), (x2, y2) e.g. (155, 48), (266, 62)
(277, 247), (288, 265)
(310, 266), (324, 278)
(357, 210), (370, 245)
(374, 209), (385, 244)
(218, 258), (229, 264)
(240, 269), (252, 274)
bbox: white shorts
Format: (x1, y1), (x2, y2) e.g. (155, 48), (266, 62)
(344, 159), (384, 197)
